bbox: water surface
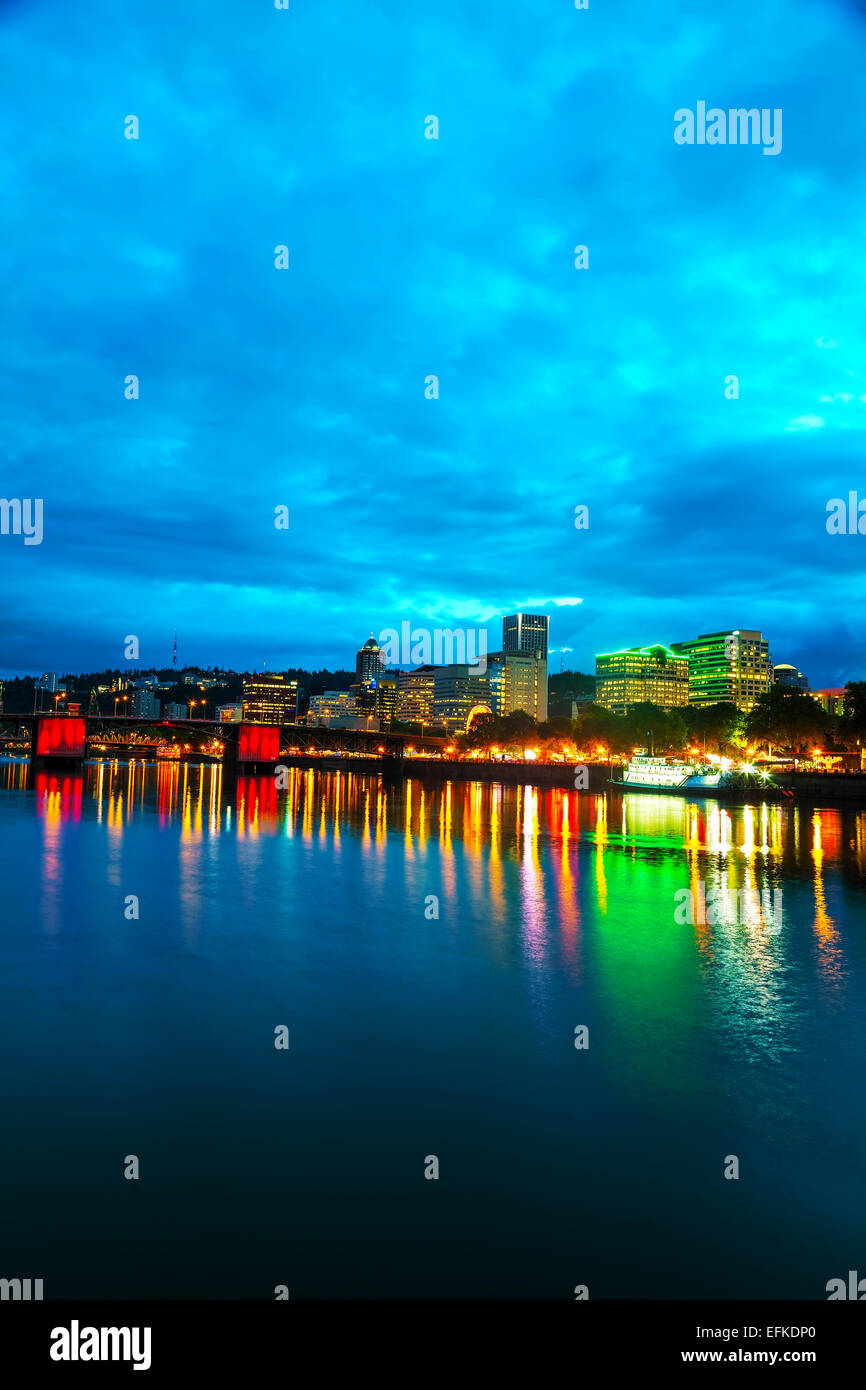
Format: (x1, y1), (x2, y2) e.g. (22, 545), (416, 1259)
(0, 759), (863, 1298)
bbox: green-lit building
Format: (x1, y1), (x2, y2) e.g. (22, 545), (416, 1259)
(671, 629), (772, 710)
(595, 644), (690, 714)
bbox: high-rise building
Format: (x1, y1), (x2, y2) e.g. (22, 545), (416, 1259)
(307, 691), (358, 725)
(503, 612), (549, 660)
(397, 666), (438, 725)
(373, 670), (398, 726)
(812, 688), (845, 717)
(774, 663), (810, 691)
(501, 613), (548, 720)
(242, 674), (299, 724)
(431, 665), (491, 733)
(355, 636), (385, 686)
(671, 630), (772, 710)
(487, 651), (548, 722)
(595, 644), (690, 714)
(131, 689), (159, 718)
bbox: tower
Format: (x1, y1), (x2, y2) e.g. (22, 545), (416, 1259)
(355, 635), (385, 685)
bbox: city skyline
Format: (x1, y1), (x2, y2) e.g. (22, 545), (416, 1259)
(2, 1), (866, 685)
(2, 610), (860, 692)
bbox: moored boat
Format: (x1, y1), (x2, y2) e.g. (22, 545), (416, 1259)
(610, 749), (783, 799)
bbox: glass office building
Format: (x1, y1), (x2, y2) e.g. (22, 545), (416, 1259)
(595, 644), (690, 714)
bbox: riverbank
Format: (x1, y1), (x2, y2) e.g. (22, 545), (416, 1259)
(276, 756), (866, 802)
(13, 752), (866, 804)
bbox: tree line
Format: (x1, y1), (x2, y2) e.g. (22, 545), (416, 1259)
(456, 684), (866, 759)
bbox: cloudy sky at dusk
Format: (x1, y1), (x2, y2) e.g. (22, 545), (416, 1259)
(2, 0), (866, 684)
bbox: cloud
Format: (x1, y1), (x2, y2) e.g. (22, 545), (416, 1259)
(1, 0), (865, 686)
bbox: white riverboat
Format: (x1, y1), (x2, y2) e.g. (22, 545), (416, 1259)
(613, 750), (782, 798)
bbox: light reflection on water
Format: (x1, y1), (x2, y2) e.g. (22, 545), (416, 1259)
(6, 757), (860, 1041)
(2, 761), (860, 943)
(1, 757), (864, 1297)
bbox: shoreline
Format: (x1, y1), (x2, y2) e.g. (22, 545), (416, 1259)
(6, 752), (866, 805)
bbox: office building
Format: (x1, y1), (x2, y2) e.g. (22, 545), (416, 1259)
(397, 666), (437, 725)
(131, 689), (160, 719)
(774, 663), (810, 691)
(431, 665), (491, 733)
(164, 702), (188, 719)
(307, 691), (358, 725)
(487, 651), (548, 722)
(216, 703), (243, 723)
(242, 674), (299, 724)
(325, 715), (379, 731)
(373, 670), (398, 726)
(503, 612), (549, 660)
(595, 644), (690, 714)
(355, 636), (385, 686)
(671, 630), (773, 710)
(501, 612), (549, 720)
(813, 688), (845, 717)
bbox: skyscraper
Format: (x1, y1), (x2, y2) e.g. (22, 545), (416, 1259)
(396, 666), (437, 725)
(355, 635), (385, 686)
(502, 612), (548, 660)
(671, 630), (772, 710)
(500, 613), (548, 721)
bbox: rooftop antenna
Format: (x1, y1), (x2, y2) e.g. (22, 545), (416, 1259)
(173, 632), (177, 668)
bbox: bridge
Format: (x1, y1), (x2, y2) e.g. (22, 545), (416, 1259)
(0, 713), (448, 768)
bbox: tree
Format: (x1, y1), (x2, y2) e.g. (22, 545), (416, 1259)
(576, 703), (630, 754)
(745, 687), (829, 758)
(684, 702), (742, 754)
(458, 711), (496, 750)
(499, 709), (538, 756)
(537, 715), (574, 741)
(841, 682), (866, 748)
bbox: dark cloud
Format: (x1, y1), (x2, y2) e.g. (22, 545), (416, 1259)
(1, 0), (865, 684)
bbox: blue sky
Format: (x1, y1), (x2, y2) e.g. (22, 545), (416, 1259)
(1, 0), (865, 684)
